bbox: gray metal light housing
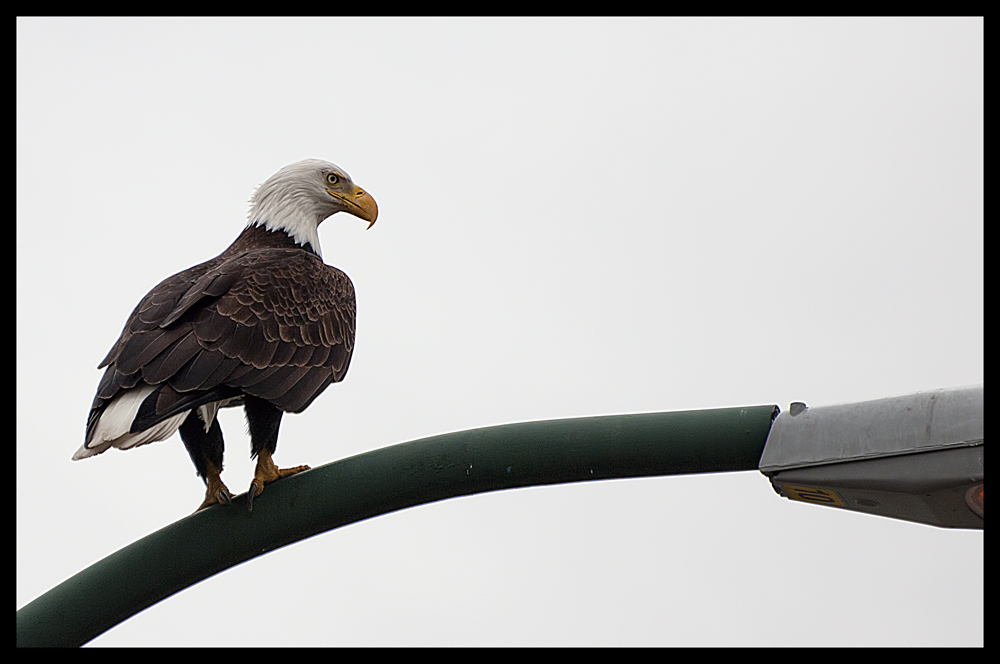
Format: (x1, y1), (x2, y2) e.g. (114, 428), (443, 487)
(759, 385), (983, 529)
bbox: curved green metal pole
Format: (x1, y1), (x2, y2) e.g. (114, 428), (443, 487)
(17, 405), (777, 647)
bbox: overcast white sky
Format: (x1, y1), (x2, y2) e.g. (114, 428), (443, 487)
(17, 17), (982, 646)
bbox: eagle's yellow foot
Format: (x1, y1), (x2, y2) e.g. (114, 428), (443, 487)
(247, 448), (310, 511)
(195, 464), (233, 512)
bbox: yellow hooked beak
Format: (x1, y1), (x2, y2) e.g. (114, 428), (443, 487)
(328, 184), (378, 229)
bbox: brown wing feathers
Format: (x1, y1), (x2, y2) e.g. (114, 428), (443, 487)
(88, 237), (356, 442)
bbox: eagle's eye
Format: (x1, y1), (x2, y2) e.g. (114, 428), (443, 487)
(326, 173), (340, 186)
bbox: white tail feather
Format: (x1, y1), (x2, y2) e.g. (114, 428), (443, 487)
(72, 386), (190, 460)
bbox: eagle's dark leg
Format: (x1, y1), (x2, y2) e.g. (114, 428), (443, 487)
(179, 411), (233, 512)
(244, 395), (310, 511)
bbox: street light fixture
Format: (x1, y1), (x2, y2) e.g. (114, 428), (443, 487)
(759, 385), (983, 529)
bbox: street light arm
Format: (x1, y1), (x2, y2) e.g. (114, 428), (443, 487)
(17, 405), (778, 647)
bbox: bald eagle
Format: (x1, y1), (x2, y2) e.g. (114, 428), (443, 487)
(73, 159), (377, 511)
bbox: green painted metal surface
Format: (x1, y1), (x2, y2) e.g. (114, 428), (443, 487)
(17, 405), (777, 647)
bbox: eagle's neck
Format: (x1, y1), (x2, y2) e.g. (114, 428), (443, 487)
(246, 188), (324, 257)
(227, 223), (321, 257)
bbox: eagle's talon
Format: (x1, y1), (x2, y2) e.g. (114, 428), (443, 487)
(194, 469), (233, 512)
(247, 479), (262, 512)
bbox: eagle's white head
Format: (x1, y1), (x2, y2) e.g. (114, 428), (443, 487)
(247, 158), (378, 257)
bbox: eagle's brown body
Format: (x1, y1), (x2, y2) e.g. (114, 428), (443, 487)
(87, 224), (355, 440)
